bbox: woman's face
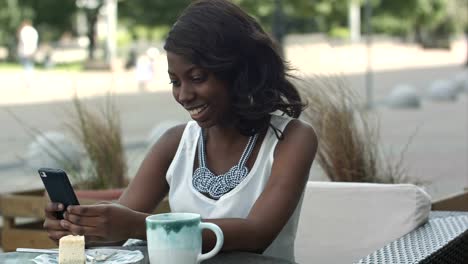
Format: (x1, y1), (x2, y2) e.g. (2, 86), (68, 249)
(167, 52), (231, 128)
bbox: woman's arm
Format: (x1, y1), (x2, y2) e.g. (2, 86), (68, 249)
(202, 119), (317, 253)
(118, 124), (186, 212)
(57, 124), (186, 244)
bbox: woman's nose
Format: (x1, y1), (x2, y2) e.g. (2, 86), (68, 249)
(177, 83), (195, 104)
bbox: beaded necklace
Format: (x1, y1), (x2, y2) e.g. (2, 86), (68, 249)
(192, 129), (259, 199)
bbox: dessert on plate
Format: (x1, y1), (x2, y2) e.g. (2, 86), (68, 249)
(59, 235), (85, 264)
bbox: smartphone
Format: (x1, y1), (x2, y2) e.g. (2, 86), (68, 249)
(38, 168), (80, 219)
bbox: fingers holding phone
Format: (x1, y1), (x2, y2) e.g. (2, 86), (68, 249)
(62, 203), (139, 244)
(43, 202), (71, 243)
(44, 202), (64, 219)
(39, 168), (80, 242)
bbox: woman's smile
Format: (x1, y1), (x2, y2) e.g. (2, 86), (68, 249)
(187, 104), (209, 119)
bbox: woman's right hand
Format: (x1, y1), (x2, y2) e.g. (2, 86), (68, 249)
(43, 202), (71, 244)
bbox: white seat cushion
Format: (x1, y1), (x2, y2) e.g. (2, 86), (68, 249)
(295, 181), (431, 264)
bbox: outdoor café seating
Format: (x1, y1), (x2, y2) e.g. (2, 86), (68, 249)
(1, 181), (467, 263)
(296, 181), (468, 264)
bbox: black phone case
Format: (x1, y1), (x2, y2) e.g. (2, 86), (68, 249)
(38, 168), (80, 219)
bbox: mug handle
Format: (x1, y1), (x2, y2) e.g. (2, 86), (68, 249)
(197, 222), (224, 263)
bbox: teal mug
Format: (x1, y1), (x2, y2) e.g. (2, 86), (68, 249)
(146, 213), (224, 264)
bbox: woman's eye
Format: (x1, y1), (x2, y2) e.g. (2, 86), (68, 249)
(192, 75), (205, 83)
(170, 80), (180, 86)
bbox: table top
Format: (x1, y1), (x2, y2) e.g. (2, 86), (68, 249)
(0, 246), (295, 264)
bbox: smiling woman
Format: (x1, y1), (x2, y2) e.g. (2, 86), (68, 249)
(167, 52), (231, 128)
(43, 0), (318, 263)
(164, 0), (304, 136)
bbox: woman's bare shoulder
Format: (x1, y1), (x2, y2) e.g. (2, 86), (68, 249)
(284, 118), (317, 141)
(274, 118), (318, 158)
(149, 123), (189, 160)
(161, 123), (188, 142)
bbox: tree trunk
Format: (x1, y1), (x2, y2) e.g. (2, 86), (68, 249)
(84, 3), (104, 61)
(6, 40), (17, 62)
(465, 31), (468, 67)
(415, 25), (424, 46)
(272, 0), (285, 55)
(87, 14), (98, 60)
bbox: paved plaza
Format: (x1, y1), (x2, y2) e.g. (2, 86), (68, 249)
(0, 39), (467, 201)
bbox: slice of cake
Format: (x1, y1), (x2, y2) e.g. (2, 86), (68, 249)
(59, 235), (85, 264)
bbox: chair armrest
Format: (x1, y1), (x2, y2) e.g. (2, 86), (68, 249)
(355, 211), (468, 264)
(419, 228), (468, 263)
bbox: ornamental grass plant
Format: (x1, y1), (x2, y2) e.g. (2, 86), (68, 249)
(6, 92), (128, 190)
(297, 75), (420, 184)
(65, 94), (128, 190)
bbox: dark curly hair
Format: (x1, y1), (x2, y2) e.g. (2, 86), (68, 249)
(164, 0), (305, 136)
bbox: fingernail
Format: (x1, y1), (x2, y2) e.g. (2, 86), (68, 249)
(60, 220), (68, 228)
(58, 204), (64, 210)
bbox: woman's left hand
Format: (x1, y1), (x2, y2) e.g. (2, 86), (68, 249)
(60, 202), (143, 243)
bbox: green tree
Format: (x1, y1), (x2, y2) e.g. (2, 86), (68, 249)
(76, 0), (105, 60)
(236, 0), (351, 36)
(24, 0), (77, 43)
(0, 0), (76, 61)
(119, 0), (189, 41)
(412, 0), (452, 47)
(0, 0), (30, 60)
(374, 0), (460, 48)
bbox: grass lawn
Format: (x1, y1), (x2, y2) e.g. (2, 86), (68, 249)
(0, 61), (84, 72)
(0, 62), (21, 70)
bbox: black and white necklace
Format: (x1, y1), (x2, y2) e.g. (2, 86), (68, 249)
(192, 129), (258, 199)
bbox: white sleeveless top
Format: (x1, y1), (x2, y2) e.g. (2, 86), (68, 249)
(166, 114), (304, 262)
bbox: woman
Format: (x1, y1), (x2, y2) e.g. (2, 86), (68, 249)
(44, 0), (317, 261)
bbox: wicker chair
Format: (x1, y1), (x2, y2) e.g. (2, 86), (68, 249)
(355, 211), (468, 264)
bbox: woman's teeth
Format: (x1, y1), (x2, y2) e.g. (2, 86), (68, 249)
(189, 104), (208, 115)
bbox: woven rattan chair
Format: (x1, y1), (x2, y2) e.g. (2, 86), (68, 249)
(355, 211), (468, 264)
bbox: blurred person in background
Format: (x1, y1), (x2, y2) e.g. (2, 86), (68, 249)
(17, 20), (39, 85)
(135, 52), (153, 91)
(135, 47), (159, 92)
